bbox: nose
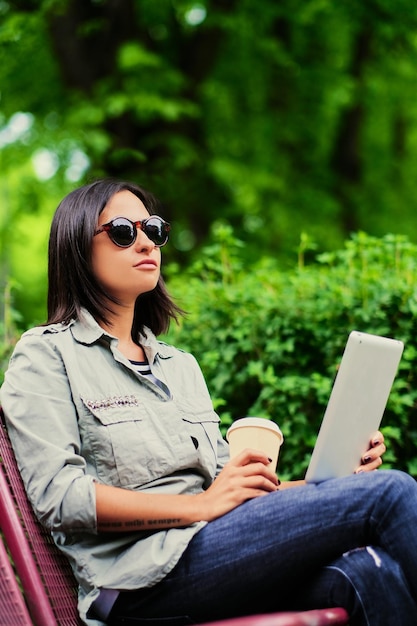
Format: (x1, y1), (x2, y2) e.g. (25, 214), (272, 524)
(134, 228), (156, 253)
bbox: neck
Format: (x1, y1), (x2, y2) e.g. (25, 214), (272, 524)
(99, 305), (145, 361)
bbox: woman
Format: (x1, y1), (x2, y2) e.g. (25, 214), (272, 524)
(1, 179), (417, 626)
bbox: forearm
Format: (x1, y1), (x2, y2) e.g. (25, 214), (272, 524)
(280, 480), (306, 489)
(95, 483), (205, 532)
(96, 449), (281, 532)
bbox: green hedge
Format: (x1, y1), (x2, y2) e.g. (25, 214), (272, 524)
(164, 228), (417, 480)
(0, 280), (21, 387)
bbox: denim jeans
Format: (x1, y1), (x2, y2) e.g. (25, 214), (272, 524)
(107, 470), (417, 626)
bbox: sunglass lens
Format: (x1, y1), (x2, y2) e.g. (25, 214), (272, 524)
(110, 219), (136, 247)
(144, 217), (168, 246)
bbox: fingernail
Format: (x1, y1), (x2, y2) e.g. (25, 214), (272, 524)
(277, 479), (281, 486)
(363, 456), (372, 464)
(268, 457), (273, 463)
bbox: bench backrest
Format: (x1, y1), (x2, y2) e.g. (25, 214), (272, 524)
(0, 407), (82, 626)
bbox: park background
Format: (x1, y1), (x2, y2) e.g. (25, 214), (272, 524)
(2, 0), (417, 479)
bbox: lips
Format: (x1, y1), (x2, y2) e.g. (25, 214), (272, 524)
(134, 259), (158, 268)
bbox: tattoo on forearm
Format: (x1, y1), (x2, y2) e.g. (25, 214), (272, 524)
(98, 521), (123, 529)
(99, 518), (183, 530)
(125, 519), (146, 527)
(147, 518), (182, 526)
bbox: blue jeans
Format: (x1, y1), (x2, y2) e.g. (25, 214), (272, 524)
(107, 470), (417, 626)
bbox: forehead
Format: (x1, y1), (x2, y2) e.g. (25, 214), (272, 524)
(100, 190), (150, 223)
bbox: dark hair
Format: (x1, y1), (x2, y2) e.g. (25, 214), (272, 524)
(47, 179), (183, 337)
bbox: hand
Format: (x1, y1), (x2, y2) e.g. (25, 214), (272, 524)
(196, 448), (279, 521)
(355, 431), (386, 473)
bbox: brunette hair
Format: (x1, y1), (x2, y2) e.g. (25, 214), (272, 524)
(47, 179), (183, 336)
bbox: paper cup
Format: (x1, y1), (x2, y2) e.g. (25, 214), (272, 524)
(226, 417), (284, 470)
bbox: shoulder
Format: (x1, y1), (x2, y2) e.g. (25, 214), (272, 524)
(14, 320), (73, 348)
(15, 310), (105, 351)
(5, 322), (73, 369)
(21, 321), (73, 339)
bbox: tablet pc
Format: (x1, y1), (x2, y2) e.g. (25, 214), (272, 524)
(305, 331), (404, 483)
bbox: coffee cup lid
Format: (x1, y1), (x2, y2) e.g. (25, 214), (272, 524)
(226, 417), (283, 442)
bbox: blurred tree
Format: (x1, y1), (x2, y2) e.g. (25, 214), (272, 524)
(2, 0), (417, 326)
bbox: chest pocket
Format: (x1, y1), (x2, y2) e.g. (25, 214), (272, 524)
(175, 399), (221, 478)
(80, 396), (169, 488)
(80, 395), (220, 489)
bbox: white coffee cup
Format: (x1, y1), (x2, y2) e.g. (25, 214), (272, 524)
(226, 417), (284, 470)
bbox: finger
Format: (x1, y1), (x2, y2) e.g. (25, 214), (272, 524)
(241, 474), (280, 493)
(361, 442), (386, 465)
(369, 431), (384, 447)
(240, 461), (279, 486)
(372, 442), (386, 458)
(355, 456), (383, 474)
(229, 448), (273, 467)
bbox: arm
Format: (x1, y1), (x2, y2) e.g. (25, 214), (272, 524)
(96, 448), (279, 532)
(1, 332), (97, 532)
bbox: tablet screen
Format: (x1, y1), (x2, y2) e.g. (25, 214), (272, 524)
(305, 331), (404, 483)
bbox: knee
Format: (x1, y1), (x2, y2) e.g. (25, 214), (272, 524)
(337, 545), (408, 591)
(367, 469), (416, 500)
(325, 547), (417, 624)
(341, 546), (396, 575)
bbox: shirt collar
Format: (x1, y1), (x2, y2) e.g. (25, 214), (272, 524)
(70, 309), (109, 345)
(70, 309), (173, 361)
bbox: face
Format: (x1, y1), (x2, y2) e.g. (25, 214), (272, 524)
(91, 190), (161, 305)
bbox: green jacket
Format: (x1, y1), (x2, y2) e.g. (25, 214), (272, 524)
(1, 309), (229, 625)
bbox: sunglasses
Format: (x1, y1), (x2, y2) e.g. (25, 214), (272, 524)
(94, 215), (170, 248)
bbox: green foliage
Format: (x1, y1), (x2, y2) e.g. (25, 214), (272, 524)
(0, 170), (72, 327)
(3, 0), (417, 271)
(0, 280), (21, 385)
(164, 230), (417, 479)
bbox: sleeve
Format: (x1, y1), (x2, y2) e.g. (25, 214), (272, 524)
(0, 331), (97, 534)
